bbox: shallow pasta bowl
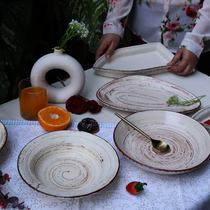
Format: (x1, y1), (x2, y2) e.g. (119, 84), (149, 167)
(18, 130), (119, 198)
(113, 110), (210, 175)
(0, 121), (7, 151)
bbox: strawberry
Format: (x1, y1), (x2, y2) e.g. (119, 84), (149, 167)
(126, 181), (147, 195)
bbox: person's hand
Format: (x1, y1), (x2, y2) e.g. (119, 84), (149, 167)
(95, 34), (120, 60)
(167, 48), (198, 76)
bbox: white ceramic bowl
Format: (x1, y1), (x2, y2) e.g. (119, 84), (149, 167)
(0, 121), (7, 151)
(18, 130), (119, 198)
(114, 111), (210, 175)
(192, 105), (210, 132)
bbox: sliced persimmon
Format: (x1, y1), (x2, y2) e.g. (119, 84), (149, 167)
(38, 106), (71, 131)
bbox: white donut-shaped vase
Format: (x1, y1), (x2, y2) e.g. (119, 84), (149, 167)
(30, 49), (85, 103)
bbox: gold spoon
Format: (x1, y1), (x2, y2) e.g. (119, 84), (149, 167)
(115, 112), (170, 154)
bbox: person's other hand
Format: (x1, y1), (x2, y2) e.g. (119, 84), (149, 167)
(167, 48), (198, 76)
(95, 34), (120, 60)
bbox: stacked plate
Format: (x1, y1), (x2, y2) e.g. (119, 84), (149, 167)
(95, 74), (208, 175)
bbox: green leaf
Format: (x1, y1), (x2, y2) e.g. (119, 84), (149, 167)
(176, 28), (184, 33)
(167, 95), (206, 106)
(87, 0), (108, 27)
(135, 182), (147, 192)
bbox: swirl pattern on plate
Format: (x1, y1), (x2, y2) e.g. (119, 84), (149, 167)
(18, 130), (119, 198)
(114, 111), (210, 175)
(96, 75), (200, 114)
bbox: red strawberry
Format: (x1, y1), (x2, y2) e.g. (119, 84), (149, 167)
(126, 181), (147, 195)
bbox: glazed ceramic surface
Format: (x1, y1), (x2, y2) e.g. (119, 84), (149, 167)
(93, 43), (174, 78)
(0, 121), (7, 151)
(18, 130), (119, 198)
(96, 75), (200, 114)
(113, 111), (210, 175)
(30, 49), (85, 103)
(192, 104), (210, 132)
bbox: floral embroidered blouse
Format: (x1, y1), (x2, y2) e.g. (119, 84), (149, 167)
(103, 0), (210, 58)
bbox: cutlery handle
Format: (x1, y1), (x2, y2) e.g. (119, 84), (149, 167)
(115, 112), (151, 140)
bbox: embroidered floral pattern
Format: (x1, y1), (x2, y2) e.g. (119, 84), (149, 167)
(180, 45), (187, 49)
(182, 1), (202, 18)
(103, 0), (208, 56)
(159, 0), (203, 47)
(104, 23), (113, 29)
(200, 40), (204, 48)
(188, 20), (196, 30)
(109, 0), (118, 12)
(105, 0), (127, 31)
(160, 13), (186, 46)
(186, 5), (200, 18)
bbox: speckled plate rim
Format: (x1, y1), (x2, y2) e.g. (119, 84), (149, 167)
(0, 121), (7, 151)
(17, 130), (120, 198)
(96, 75), (201, 114)
(113, 111), (210, 174)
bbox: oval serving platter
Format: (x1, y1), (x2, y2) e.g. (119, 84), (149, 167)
(96, 75), (201, 114)
(18, 130), (119, 198)
(0, 121), (7, 151)
(114, 111), (210, 175)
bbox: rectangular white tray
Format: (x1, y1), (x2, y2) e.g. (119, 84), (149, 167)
(93, 42), (174, 78)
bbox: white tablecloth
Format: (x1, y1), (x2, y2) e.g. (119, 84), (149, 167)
(0, 69), (210, 122)
(1, 119), (210, 210)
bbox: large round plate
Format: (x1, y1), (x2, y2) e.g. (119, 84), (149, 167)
(113, 111), (210, 175)
(0, 121), (7, 151)
(96, 75), (201, 114)
(18, 130), (119, 198)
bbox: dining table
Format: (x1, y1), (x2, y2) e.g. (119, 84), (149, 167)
(0, 67), (210, 210)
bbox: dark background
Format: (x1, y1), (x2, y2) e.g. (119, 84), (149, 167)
(0, 0), (109, 104)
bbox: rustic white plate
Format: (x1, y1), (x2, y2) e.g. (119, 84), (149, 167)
(0, 121), (7, 151)
(192, 104), (210, 132)
(18, 130), (119, 198)
(96, 75), (200, 114)
(93, 42), (174, 78)
(113, 111), (210, 175)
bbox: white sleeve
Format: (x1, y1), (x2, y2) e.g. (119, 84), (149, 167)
(103, 0), (134, 38)
(180, 0), (210, 57)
